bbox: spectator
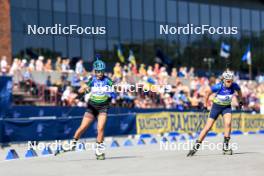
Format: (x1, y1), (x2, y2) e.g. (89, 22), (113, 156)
(55, 57), (62, 72)
(36, 56), (44, 71)
(61, 59), (70, 72)
(113, 62), (122, 81)
(44, 58), (53, 72)
(153, 63), (160, 75)
(75, 59), (85, 74)
(28, 59), (35, 72)
(1, 56), (9, 74)
(147, 66), (154, 76)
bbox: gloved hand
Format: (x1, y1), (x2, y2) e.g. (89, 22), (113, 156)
(239, 101), (243, 109)
(202, 105), (208, 112)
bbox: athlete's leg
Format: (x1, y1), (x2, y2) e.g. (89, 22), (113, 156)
(222, 110), (232, 153)
(95, 112), (107, 160)
(187, 104), (220, 156)
(73, 112), (94, 140)
(96, 112), (107, 143)
(223, 113), (232, 138)
(197, 118), (216, 142)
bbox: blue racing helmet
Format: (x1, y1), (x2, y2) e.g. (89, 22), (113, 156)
(93, 59), (106, 71)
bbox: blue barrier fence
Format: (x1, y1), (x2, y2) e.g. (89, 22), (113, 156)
(0, 107), (138, 143)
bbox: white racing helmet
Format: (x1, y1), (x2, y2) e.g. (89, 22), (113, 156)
(222, 71), (234, 80)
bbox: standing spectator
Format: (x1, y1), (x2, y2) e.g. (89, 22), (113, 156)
(28, 59), (35, 72)
(44, 58), (53, 72)
(139, 64), (147, 76)
(21, 59), (27, 69)
(55, 57), (62, 72)
(9, 58), (19, 75)
(36, 56), (44, 71)
(113, 62), (122, 81)
(147, 66), (154, 76)
(154, 63), (160, 75)
(75, 59), (85, 74)
(1, 56), (9, 74)
(171, 68), (178, 77)
(61, 59), (70, 72)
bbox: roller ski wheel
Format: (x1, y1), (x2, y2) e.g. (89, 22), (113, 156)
(187, 149), (198, 157)
(96, 153), (105, 160)
(223, 149), (233, 155)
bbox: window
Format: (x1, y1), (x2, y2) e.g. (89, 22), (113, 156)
(132, 20), (143, 42)
(82, 38), (93, 62)
(178, 1), (188, 24)
(167, 0), (177, 23)
(132, 0), (142, 20)
(54, 11), (66, 26)
(200, 4), (210, 25)
(241, 9), (250, 31)
(67, 0), (79, 13)
(261, 12), (264, 31)
(55, 36), (67, 57)
(94, 0), (105, 16)
(11, 8), (24, 32)
(189, 3), (199, 25)
(107, 18), (119, 38)
(211, 5), (220, 27)
(144, 21), (155, 40)
(54, 0), (66, 12)
(12, 33), (24, 55)
(68, 37), (81, 57)
(120, 0), (130, 19)
(39, 0), (52, 10)
(39, 10), (53, 26)
(120, 19), (131, 42)
(107, 0), (118, 17)
(81, 0), (92, 15)
(144, 0), (154, 21)
(156, 0), (165, 22)
(221, 6), (230, 27)
(252, 10), (260, 33)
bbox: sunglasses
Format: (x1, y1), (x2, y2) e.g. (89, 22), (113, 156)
(95, 70), (105, 74)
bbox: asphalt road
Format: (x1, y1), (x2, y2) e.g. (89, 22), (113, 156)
(0, 134), (263, 176)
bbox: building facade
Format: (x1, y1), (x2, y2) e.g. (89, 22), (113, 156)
(3, 0), (264, 72)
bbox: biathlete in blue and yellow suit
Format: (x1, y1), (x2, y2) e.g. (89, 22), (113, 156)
(71, 59), (114, 160)
(187, 71), (243, 156)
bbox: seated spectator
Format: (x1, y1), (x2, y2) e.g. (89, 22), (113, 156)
(61, 86), (77, 106)
(55, 57), (62, 72)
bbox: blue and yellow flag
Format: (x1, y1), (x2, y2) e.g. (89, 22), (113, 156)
(117, 45), (125, 63)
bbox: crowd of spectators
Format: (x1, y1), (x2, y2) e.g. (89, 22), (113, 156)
(1, 55), (264, 114)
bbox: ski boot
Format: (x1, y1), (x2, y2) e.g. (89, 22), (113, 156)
(95, 142), (106, 160)
(187, 140), (201, 157)
(223, 137), (233, 155)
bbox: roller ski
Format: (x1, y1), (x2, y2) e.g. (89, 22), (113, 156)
(223, 137), (233, 155)
(54, 139), (77, 156)
(95, 142), (106, 160)
(187, 140), (201, 157)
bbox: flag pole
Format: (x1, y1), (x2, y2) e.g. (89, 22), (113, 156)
(249, 64), (252, 80)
